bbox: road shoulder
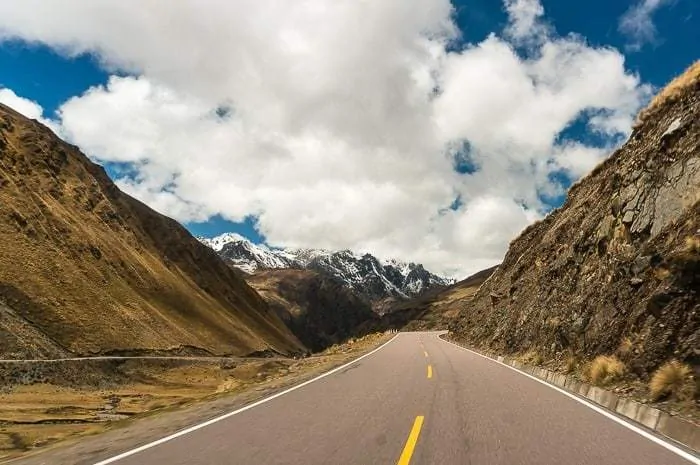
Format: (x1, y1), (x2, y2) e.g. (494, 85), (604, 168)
(2, 332), (396, 465)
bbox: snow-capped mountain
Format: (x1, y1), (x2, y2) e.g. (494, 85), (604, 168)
(203, 236), (296, 274)
(201, 232), (248, 252)
(198, 234), (453, 301)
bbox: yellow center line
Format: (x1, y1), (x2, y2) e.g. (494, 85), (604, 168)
(427, 365), (433, 379)
(397, 415), (425, 465)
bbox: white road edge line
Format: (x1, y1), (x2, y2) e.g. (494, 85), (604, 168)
(438, 335), (700, 464)
(92, 333), (401, 465)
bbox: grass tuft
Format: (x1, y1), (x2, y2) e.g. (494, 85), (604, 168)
(587, 355), (625, 386)
(682, 236), (700, 254)
(617, 337), (634, 359)
(520, 350), (544, 366)
(649, 360), (695, 402)
(564, 355), (577, 374)
(653, 267), (671, 280)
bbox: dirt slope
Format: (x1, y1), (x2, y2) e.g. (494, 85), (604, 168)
(0, 103), (304, 358)
(448, 62), (700, 376)
(246, 269), (378, 351)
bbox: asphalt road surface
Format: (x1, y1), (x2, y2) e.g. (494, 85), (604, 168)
(82, 332), (698, 464)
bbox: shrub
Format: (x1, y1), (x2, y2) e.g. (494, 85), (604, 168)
(564, 355), (577, 374)
(588, 355), (625, 386)
(520, 350), (544, 366)
(649, 360), (695, 401)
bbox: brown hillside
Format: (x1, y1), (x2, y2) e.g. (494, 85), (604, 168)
(448, 62), (700, 378)
(379, 266), (496, 330)
(0, 103), (304, 358)
(246, 269), (378, 352)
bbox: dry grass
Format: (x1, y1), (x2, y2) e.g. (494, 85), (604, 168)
(617, 337), (634, 359)
(649, 360), (695, 402)
(436, 286), (481, 305)
(682, 236), (700, 254)
(653, 266), (671, 280)
(587, 355), (626, 386)
(546, 316), (562, 329)
(0, 106), (305, 358)
(520, 350), (544, 366)
(639, 60), (700, 121)
(564, 355), (577, 374)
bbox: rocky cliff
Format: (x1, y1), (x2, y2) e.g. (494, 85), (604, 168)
(0, 103), (304, 358)
(448, 62), (700, 377)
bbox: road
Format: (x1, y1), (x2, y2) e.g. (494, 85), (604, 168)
(71, 332), (699, 464)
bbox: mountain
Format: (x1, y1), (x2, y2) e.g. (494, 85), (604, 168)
(445, 61), (700, 374)
(0, 102), (305, 359)
(246, 269), (378, 352)
(214, 237), (298, 274)
(379, 266), (497, 330)
(198, 235), (453, 304)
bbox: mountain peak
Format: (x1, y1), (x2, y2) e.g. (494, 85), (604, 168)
(196, 232), (248, 252)
(198, 232), (453, 304)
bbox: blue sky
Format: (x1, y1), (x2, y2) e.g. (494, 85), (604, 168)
(4, 1), (697, 119)
(0, 0), (697, 276)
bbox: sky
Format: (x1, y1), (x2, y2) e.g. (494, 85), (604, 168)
(0, 0), (697, 278)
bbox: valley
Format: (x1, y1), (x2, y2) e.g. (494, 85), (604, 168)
(0, 40), (697, 464)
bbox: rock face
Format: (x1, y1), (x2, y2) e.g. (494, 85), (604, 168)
(449, 62), (700, 375)
(199, 235), (452, 304)
(247, 269), (378, 352)
(0, 103), (304, 358)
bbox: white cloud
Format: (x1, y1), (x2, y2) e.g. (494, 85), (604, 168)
(503, 0), (550, 44)
(0, 0), (652, 278)
(550, 143), (608, 179)
(619, 0), (674, 51)
(0, 88), (43, 118)
(0, 88), (61, 134)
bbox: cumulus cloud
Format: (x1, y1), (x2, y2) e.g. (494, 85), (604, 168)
(503, 0), (551, 45)
(0, 88), (60, 133)
(619, 0), (674, 51)
(0, 0), (651, 277)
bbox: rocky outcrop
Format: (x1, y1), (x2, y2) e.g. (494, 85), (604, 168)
(0, 103), (305, 358)
(448, 62), (700, 376)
